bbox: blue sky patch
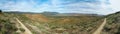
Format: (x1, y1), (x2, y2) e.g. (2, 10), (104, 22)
(0, 0), (119, 15)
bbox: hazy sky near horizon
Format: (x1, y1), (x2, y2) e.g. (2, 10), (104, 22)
(0, 0), (120, 15)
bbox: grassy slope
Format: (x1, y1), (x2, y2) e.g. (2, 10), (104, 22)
(101, 11), (120, 34)
(1, 11), (120, 34)
(0, 12), (104, 34)
(0, 13), (18, 34)
(17, 14), (104, 34)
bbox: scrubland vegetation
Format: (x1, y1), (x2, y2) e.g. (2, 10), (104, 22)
(14, 13), (104, 34)
(101, 11), (120, 34)
(1, 11), (120, 34)
(0, 13), (26, 34)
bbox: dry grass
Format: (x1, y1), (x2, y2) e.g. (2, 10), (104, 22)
(25, 14), (49, 22)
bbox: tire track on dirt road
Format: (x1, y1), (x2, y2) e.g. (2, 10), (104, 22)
(16, 18), (32, 34)
(93, 18), (107, 34)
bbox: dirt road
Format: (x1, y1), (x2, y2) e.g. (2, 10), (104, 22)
(93, 18), (107, 34)
(16, 18), (32, 34)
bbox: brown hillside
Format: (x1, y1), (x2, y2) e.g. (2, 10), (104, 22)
(25, 14), (49, 22)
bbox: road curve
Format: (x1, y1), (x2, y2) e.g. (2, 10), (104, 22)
(16, 18), (32, 34)
(93, 18), (107, 34)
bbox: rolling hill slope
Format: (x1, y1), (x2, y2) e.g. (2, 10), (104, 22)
(0, 11), (105, 34)
(25, 14), (49, 22)
(101, 11), (120, 34)
(16, 13), (104, 34)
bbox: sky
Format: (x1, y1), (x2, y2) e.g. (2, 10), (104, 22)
(0, 0), (120, 15)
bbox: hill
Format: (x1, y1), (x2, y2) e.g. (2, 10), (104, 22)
(101, 11), (120, 34)
(25, 14), (49, 22)
(1, 10), (120, 34)
(0, 11), (105, 34)
(41, 11), (59, 16)
(0, 13), (27, 34)
(15, 13), (104, 34)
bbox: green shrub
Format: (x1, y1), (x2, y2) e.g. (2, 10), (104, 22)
(19, 28), (25, 32)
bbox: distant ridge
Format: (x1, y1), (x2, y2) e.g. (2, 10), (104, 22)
(3, 11), (103, 16)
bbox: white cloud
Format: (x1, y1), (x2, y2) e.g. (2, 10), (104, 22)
(0, 0), (117, 15)
(109, 0), (120, 11)
(0, 0), (34, 11)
